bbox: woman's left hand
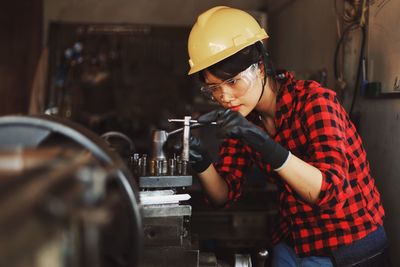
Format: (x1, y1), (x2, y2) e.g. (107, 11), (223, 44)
(197, 108), (267, 144)
(198, 108), (290, 170)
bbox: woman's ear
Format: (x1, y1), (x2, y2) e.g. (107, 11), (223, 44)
(257, 60), (265, 77)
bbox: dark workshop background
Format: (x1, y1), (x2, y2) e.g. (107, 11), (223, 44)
(0, 0), (399, 265)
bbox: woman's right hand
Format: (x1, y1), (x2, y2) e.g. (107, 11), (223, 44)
(165, 135), (212, 173)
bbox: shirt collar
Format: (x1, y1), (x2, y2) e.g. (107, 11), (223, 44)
(274, 71), (296, 133)
(246, 71), (297, 133)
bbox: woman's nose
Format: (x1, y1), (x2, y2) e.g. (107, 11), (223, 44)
(219, 92), (235, 103)
(218, 85), (235, 102)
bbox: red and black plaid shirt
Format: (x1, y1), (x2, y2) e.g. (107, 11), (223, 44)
(213, 71), (385, 257)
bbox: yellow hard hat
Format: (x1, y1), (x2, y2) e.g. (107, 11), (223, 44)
(187, 6), (269, 75)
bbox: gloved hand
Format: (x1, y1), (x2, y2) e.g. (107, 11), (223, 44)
(165, 134), (212, 173)
(198, 108), (290, 170)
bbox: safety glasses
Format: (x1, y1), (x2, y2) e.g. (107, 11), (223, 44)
(200, 63), (259, 100)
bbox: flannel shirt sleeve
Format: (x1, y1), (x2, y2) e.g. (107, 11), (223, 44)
(302, 91), (353, 208)
(214, 138), (253, 206)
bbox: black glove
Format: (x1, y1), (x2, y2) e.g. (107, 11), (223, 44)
(165, 135), (212, 173)
(198, 108), (290, 170)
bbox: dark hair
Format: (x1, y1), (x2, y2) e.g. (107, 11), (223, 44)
(199, 41), (272, 85)
(200, 42), (262, 81)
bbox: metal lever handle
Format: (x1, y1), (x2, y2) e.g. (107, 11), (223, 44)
(167, 121), (217, 137)
(168, 119), (217, 124)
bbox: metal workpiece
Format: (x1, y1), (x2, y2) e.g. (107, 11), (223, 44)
(151, 130), (168, 161)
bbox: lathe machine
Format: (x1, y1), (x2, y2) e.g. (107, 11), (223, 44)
(0, 115), (269, 267)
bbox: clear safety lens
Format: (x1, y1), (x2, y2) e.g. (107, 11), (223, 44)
(200, 63), (258, 100)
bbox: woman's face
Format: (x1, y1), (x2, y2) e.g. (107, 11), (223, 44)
(202, 64), (267, 117)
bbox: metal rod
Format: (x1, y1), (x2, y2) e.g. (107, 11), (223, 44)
(182, 116), (190, 162)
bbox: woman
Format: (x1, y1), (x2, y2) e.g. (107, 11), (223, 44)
(185, 6), (388, 267)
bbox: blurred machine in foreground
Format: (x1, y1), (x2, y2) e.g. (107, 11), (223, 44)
(0, 115), (142, 267)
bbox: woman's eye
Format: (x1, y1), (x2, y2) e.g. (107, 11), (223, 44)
(208, 85), (219, 92)
(227, 78), (237, 85)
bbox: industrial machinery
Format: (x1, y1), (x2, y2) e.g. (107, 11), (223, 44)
(0, 115), (216, 267)
(115, 115), (267, 267)
(0, 115), (142, 267)
(0, 114), (271, 266)
(132, 116), (216, 267)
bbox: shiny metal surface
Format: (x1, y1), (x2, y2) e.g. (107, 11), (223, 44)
(151, 130), (168, 161)
(139, 175), (192, 188)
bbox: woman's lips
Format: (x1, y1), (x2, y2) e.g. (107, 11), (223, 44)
(229, 105), (241, 112)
